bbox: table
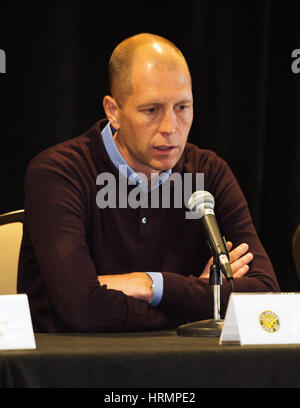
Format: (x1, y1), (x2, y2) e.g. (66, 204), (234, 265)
(0, 330), (300, 388)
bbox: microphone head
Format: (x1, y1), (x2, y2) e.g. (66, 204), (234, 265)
(188, 191), (215, 218)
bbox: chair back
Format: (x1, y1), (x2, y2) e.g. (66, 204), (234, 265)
(293, 225), (300, 285)
(0, 210), (24, 294)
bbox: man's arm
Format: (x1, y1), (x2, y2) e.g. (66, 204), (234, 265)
(98, 272), (154, 303)
(21, 158), (182, 332)
(157, 157), (280, 322)
(97, 157), (280, 323)
(97, 241), (253, 303)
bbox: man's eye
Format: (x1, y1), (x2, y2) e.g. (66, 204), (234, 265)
(178, 105), (188, 111)
(146, 107), (157, 114)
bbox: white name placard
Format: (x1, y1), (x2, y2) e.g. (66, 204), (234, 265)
(0, 294), (36, 350)
(220, 292), (300, 345)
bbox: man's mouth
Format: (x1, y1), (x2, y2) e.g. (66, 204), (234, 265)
(153, 146), (178, 153)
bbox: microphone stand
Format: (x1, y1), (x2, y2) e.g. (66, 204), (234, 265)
(177, 261), (224, 337)
(177, 237), (233, 337)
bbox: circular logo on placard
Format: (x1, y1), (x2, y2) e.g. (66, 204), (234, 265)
(259, 311), (280, 333)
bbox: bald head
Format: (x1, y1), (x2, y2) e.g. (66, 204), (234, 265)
(109, 33), (191, 107)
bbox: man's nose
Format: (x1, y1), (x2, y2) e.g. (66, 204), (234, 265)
(159, 108), (176, 135)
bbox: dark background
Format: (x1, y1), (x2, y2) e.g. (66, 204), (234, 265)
(0, 0), (299, 291)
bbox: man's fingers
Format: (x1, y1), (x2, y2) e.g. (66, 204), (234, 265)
(226, 241), (233, 251)
(233, 264), (250, 278)
(200, 242), (253, 280)
(229, 243), (250, 263)
(226, 242), (253, 278)
(231, 252), (253, 271)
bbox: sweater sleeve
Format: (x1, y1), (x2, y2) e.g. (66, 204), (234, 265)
(158, 153), (280, 322)
(21, 157), (181, 332)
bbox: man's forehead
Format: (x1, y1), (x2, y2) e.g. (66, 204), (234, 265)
(131, 57), (190, 81)
(130, 63), (192, 98)
(132, 46), (187, 70)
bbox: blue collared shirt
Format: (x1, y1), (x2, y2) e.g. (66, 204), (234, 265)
(101, 122), (168, 306)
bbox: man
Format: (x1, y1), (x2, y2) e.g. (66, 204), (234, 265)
(18, 33), (280, 333)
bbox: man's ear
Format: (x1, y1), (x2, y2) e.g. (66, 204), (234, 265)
(103, 96), (121, 130)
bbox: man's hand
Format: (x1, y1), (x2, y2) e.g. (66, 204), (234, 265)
(98, 272), (154, 303)
(199, 242), (253, 279)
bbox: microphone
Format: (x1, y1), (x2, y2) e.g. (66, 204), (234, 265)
(177, 190), (233, 337)
(188, 191), (233, 284)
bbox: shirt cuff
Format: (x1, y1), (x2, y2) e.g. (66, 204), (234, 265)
(146, 272), (163, 306)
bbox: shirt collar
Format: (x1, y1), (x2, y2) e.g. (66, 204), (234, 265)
(101, 122), (172, 192)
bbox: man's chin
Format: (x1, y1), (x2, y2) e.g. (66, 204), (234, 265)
(150, 164), (175, 174)
(150, 157), (180, 173)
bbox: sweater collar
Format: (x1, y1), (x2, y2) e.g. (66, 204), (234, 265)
(101, 121), (173, 192)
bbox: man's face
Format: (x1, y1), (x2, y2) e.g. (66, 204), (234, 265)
(114, 61), (193, 178)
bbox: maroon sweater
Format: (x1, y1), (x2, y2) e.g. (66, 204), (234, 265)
(17, 120), (280, 333)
